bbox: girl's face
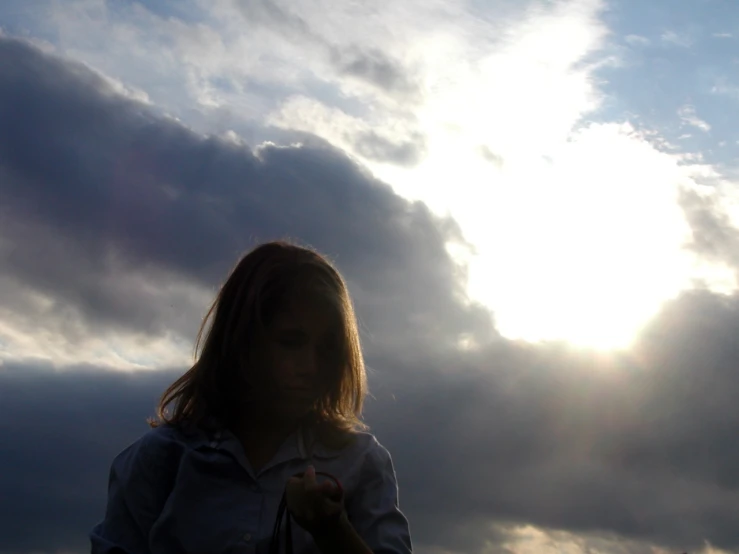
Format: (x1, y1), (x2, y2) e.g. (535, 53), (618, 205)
(248, 295), (342, 421)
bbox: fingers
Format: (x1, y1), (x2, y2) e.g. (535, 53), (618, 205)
(321, 497), (343, 517)
(303, 465), (317, 488)
(285, 468), (345, 532)
(319, 480), (338, 498)
(303, 468), (318, 522)
(288, 467), (333, 498)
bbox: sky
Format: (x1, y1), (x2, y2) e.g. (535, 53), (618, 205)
(1, 0), (739, 553)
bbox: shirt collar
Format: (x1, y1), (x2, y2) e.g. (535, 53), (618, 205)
(181, 416), (342, 462)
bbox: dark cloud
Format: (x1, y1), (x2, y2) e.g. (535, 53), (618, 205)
(0, 35), (491, 358)
(4, 34), (739, 554)
(350, 130), (427, 167)
(680, 187), (739, 270)
(328, 46), (419, 98)
(0, 363), (177, 553)
(368, 290), (739, 553)
(6, 290), (739, 553)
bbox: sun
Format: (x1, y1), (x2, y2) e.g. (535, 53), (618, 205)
(373, 122), (702, 351)
(456, 125), (698, 351)
(352, 10), (721, 351)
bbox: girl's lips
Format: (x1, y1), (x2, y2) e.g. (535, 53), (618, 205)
(282, 387), (315, 395)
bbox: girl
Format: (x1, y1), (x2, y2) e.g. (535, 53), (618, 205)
(90, 240), (413, 553)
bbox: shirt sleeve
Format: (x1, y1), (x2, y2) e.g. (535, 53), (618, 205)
(347, 438), (413, 554)
(89, 427), (181, 554)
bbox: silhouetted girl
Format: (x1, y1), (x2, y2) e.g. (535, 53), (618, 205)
(91, 240), (413, 553)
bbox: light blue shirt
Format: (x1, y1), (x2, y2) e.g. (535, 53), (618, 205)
(90, 421), (413, 554)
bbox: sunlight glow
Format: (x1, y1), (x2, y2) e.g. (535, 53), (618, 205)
(464, 123), (695, 350)
(361, 4), (733, 351)
(262, 0), (738, 350)
(386, 122), (699, 350)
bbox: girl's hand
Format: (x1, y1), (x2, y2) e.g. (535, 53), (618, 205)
(286, 465), (345, 536)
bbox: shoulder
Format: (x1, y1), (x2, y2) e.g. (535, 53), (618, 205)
(354, 432), (396, 474)
(315, 427), (384, 456)
(350, 432), (392, 462)
(112, 424), (187, 475)
(131, 424), (184, 453)
(342, 433), (407, 530)
(332, 431), (396, 481)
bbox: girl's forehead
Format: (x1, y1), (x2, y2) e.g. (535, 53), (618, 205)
(272, 294), (341, 328)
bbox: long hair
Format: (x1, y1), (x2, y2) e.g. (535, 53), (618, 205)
(149, 240), (368, 440)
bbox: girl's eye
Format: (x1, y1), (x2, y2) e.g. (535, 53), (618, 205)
(278, 336), (303, 348)
(320, 343), (341, 360)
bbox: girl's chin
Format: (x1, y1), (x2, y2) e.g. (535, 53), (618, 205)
(272, 397), (316, 417)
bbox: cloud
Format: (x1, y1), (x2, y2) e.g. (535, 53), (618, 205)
(226, 0), (420, 99)
(351, 129), (427, 167)
(5, 17), (739, 554)
(660, 30), (694, 48)
(266, 95), (427, 168)
(624, 34), (650, 46)
(32, 1), (676, 357)
(680, 187), (739, 271)
(33, 0), (605, 171)
(226, 0), (420, 96)
(369, 287), (739, 553)
(679, 104), (711, 133)
(0, 363), (177, 553)
(710, 79), (739, 101)
(0, 35), (490, 366)
(329, 45), (419, 97)
(480, 145), (505, 168)
(7, 288), (739, 554)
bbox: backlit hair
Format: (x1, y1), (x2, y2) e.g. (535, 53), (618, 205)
(149, 240), (368, 439)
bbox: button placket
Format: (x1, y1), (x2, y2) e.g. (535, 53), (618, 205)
(242, 475), (260, 545)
